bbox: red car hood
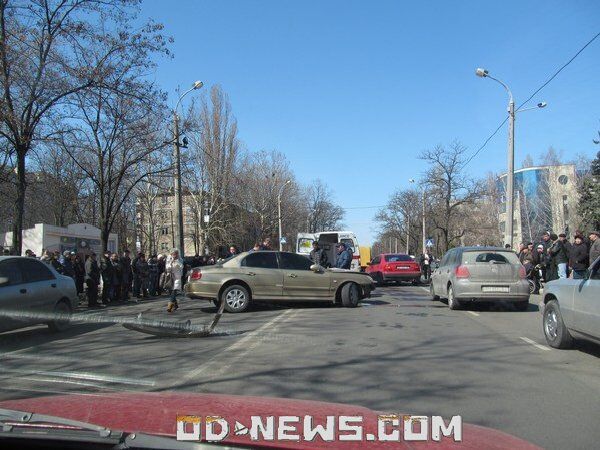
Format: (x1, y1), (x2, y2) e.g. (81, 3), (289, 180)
(0, 392), (539, 449)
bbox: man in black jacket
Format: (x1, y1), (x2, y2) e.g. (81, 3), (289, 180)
(309, 241), (328, 267)
(85, 253), (103, 308)
(100, 251), (113, 304)
(569, 235), (589, 279)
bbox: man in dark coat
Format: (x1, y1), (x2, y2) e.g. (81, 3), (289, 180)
(100, 251), (113, 304)
(120, 249), (132, 300)
(110, 253), (122, 302)
(309, 241), (328, 267)
(131, 251), (142, 297)
(589, 231), (600, 267)
(569, 235), (589, 279)
(85, 253), (103, 308)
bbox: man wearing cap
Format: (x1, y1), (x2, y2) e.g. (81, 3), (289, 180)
(334, 242), (352, 269)
(569, 235), (589, 279)
(589, 231), (600, 267)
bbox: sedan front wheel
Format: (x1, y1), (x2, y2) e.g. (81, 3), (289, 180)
(221, 285), (250, 313)
(543, 299), (573, 349)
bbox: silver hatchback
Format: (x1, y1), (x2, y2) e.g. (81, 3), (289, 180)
(430, 247), (530, 310)
(0, 256), (77, 332)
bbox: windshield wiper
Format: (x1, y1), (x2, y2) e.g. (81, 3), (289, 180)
(0, 407), (233, 449)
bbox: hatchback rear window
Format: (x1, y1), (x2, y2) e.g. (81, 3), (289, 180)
(463, 251), (520, 265)
(384, 254), (413, 262)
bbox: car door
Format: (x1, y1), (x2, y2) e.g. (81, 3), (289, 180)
(239, 252), (283, 299)
(0, 258), (35, 332)
(18, 258), (60, 320)
(279, 252), (331, 299)
(434, 250), (453, 295)
(573, 258), (600, 337)
(366, 256), (380, 276)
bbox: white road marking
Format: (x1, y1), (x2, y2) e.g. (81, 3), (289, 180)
(467, 311), (480, 317)
(175, 309), (297, 386)
(419, 287), (430, 293)
(520, 336), (551, 351)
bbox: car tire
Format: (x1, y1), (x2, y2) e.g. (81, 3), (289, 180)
(447, 285), (462, 310)
(375, 272), (384, 285)
(221, 285), (250, 313)
(48, 300), (72, 332)
(543, 299), (573, 349)
(341, 282), (360, 308)
(430, 283), (439, 301)
(513, 300), (529, 311)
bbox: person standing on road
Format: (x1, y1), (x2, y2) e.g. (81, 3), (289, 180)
(569, 235), (589, 279)
(109, 253), (123, 302)
(589, 231), (600, 266)
(166, 249), (184, 313)
(334, 243), (352, 269)
(120, 250), (132, 300)
(60, 250), (75, 279)
(147, 255), (158, 297)
(549, 233), (569, 279)
(100, 251), (113, 304)
(85, 252), (102, 308)
(73, 254), (85, 297)
(546, 234), (561, 281)
(135, 253), (149, 300)
(310, 241), (328, 267)
(157, 254), (166, 295)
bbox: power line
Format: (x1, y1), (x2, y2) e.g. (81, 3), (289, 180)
(463, 29), (600, 169)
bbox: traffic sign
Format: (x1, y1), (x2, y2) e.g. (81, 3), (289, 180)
(425, 238), (434, 247)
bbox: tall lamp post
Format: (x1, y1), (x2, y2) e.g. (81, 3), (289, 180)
(278, 180), (291, 251)
(475, 68), (546, 248)
(173, 80), (203, 257)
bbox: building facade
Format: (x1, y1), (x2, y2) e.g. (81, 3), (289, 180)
(498, 164), (579, 244)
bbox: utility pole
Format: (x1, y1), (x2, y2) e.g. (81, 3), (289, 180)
(173, 112), (185, 256)
(506, 99), (515, 249)
(422, 190), (426, 255)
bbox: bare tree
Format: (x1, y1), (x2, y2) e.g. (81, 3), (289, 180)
(304, 179), (345, 233)
(0, 0), (171, 253)
(183, 86), (240, 254)
(521, 154), (534, 168)
(539, 146), (562, 166)
(419, 141), (484, 252)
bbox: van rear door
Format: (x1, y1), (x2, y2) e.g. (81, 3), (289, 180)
(297, 233), (316, 255)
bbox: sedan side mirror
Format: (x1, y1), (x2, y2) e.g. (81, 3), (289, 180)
(310, 264), (323, 273)
(366, 262), (371, 266)
(0, 276), (9, 287)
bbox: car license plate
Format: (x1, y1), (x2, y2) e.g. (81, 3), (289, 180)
(397, 266), (409, 270)
(481, 286), (510, 293)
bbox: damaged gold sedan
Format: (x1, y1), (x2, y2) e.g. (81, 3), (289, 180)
(184, 251), (375, 313)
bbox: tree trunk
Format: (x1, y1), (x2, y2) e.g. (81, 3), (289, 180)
(11, 147), (27, 255)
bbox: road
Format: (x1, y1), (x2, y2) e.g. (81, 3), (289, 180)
(0, 285), (599, 449)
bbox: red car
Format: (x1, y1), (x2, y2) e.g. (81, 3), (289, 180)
(0, 392), (539, 449)
(366, 253), (422, 285)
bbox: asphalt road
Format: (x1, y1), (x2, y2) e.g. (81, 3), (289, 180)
(0, 285), (599, 449)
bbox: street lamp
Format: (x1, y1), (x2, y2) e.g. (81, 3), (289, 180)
(173, 80), (203, 257)
(278, 180), (291, 251)
(476, 68), (547, 248)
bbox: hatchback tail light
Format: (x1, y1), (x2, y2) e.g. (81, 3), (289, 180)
(455, 265), (471, 279)
(519, 265), (527, 279)
(190, 269), (202, 280)
(384, 264), (392, 271)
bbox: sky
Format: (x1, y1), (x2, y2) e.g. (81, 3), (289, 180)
(137, 0), (600, 245)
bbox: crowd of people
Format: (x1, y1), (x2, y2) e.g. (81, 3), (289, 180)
(516, 230), (600, 281)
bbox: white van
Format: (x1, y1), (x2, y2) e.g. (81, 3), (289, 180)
(297, 231), (361, 271)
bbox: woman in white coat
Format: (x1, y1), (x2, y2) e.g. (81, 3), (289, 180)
(166, 249), (184, 312)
